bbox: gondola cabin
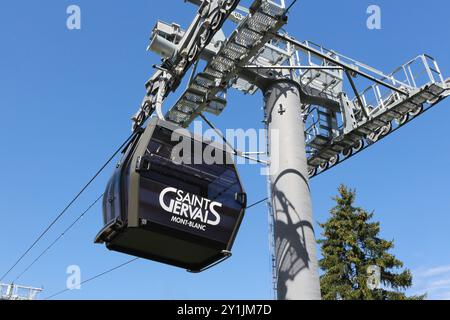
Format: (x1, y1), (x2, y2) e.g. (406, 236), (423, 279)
(95, 118), (246, 272)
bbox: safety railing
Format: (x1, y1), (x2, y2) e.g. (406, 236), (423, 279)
(355, 54), (445, 118)
(0, 283), (42, 300)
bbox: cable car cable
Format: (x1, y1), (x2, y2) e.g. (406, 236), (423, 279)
(44, 258), (140, 300)
(43, 197), (269, 300)
(285, 0), (298, 15)
(198, 113), (267, 164)
(246, 197), (268, 209)
(198, 113), (236, 154)
(13, 194), (104, 283)
(0, 133), (137, 282)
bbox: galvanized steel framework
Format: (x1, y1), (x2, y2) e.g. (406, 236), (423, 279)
(0, 283), (42, 300)
(133, 0), (450, 299)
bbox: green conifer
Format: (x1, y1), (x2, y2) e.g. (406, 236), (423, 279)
(318, 185), (425, 300)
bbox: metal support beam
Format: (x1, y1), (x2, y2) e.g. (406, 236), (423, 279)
(275, 33), (409, 96)
(345, 69), (370, 119)
(244, 65), (343, 71)
(264, 80), (321, 300)
(199, 113), (268, 165)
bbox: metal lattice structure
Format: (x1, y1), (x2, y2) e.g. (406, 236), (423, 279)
(0, 283), (42, 300)
(131, 0), (450, 299)
(136, 1), (449, 174)
(166, 1), (287, 125)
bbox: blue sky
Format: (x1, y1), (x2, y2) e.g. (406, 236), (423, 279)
(0, 0), (449, 300)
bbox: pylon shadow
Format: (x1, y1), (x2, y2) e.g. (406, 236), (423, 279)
(271, 168), (315, 299)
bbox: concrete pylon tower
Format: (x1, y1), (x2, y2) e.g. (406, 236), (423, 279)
(264, 80), (321, 300)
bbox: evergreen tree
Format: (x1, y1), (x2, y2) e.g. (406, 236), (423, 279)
(318, 185), (425, 300)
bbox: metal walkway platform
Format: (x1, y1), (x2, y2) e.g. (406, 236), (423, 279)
(304, 53), (450, 176)
(166, 0), (287, 127)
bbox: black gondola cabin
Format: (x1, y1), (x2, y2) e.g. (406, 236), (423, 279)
(95, 118), (246, 272)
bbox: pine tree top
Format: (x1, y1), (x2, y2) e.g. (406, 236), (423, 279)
(318, 185), (425, 300)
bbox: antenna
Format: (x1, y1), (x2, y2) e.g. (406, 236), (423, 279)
(131, 0), (449, 299)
